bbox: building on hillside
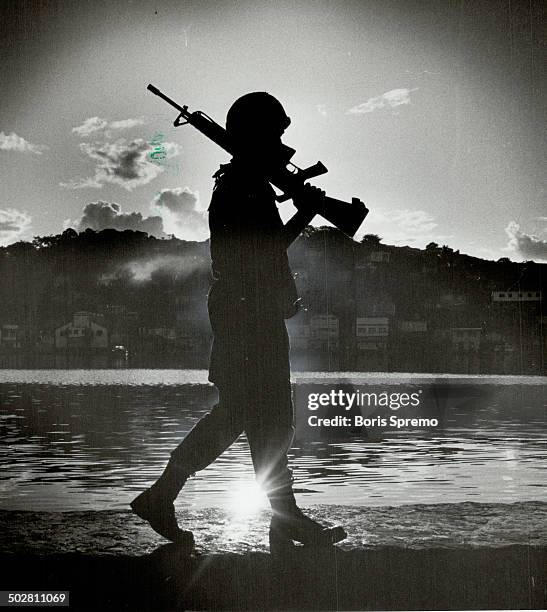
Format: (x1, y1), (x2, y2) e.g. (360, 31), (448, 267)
(451, 327), (482, 351)
(55, 312), (108, 349)
(37, 330), (55, 349)
(355, 316), (389, 371)
(490, 289), (542, 327)
(0, 324), (23, 349)
(103, 304), (139, 347)
(490, 289), (543, 373)
(400, 320), (427, 333)
(355, 249), (391, 269)
(310, 315), (339, 347)
(492, 291), (541, 302)
(356, 317), (389, 340)
(448, 327), (482, 373)
(140, 327), (177, 340)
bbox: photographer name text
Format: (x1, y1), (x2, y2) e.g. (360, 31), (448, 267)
(306, 390), (439, 429)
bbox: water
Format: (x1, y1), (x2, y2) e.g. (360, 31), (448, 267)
(0, 370), (545, 512)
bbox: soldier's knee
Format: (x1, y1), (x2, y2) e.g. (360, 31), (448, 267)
(206, 401), (245, 435)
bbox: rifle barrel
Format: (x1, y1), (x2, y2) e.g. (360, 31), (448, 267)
(147, 84), (185, 113)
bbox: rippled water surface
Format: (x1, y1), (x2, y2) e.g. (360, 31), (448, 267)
(0, 370), (545, 511)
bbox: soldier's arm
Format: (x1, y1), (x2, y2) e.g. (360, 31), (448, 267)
(282, 208), (316, 248)
(281, 184), (325, 248)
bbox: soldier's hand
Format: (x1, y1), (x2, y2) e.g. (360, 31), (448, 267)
(292, 183), (325, 212)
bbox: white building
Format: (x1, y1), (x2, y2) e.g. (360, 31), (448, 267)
(55, 312), (108, 349)
(0, 324), (22, 348)
(492, 291), (541, 302)
(356, 317), (389, 337)
(356, 317), (388, 351)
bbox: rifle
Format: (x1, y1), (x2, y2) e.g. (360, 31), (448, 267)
(147, 84), (368, 238)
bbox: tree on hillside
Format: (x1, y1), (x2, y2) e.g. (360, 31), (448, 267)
(361, 233), (382, 246)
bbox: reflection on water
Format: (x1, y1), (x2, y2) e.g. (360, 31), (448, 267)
(0, 370), (545, 511)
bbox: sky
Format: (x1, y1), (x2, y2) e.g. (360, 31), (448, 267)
(1, 0), (545, 261)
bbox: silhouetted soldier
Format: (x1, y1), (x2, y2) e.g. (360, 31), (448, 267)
(131, 92), (346, 548)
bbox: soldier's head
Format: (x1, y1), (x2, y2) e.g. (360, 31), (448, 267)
(226, 92), (291, 163)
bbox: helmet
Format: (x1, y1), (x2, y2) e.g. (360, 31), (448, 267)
(226, 92), (291, 138)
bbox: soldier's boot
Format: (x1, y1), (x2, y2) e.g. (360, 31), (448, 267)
(268, 492), (347, 550)
(130, 460), (194, 547)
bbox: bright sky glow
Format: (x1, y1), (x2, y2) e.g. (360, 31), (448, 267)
(1, 0), (545, 261)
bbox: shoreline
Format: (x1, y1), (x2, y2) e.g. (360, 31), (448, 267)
(0, 502), (547, 611)
(2, 503), (547, 554)
(2, 545), (545, 610)
(1, 368), (545, 386)
(1, 504), (546, 609)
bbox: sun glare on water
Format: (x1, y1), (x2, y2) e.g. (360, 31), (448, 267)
(227, 480), (269, 518)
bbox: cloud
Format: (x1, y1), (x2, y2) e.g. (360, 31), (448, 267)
(505, 221), (547, 262)
(65, 188), (209, 242)
(72, 118), (108, 137)
(109, 118), (146, 131)
(347, 88), (418, 115)
(387, 209), (438, 234)
(0, 132), (48, 155)
(0, 208), (32, 245)
(60, 138), (180, 191)
(356, 207), (451, 248)
(72, 117), (145, 137)
(152, 188), (208, 241)
(68, 201), (165, 237)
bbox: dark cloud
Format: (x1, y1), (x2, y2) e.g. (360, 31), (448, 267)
(70, 201), (165, 237)
(505, 221), (547, 262)
(0, 208), (32, 245)
(153, 188), (208, 241)
(60, 138), (179, 191)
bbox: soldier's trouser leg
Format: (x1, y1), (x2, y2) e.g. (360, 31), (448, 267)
(168, 390), (246, 474)
(143, 382), (246, 506)
(244, 375), (296, 509)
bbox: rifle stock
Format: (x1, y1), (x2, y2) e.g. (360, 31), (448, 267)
(147, 84), (369, 238)
(319, 197), (367, 239)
